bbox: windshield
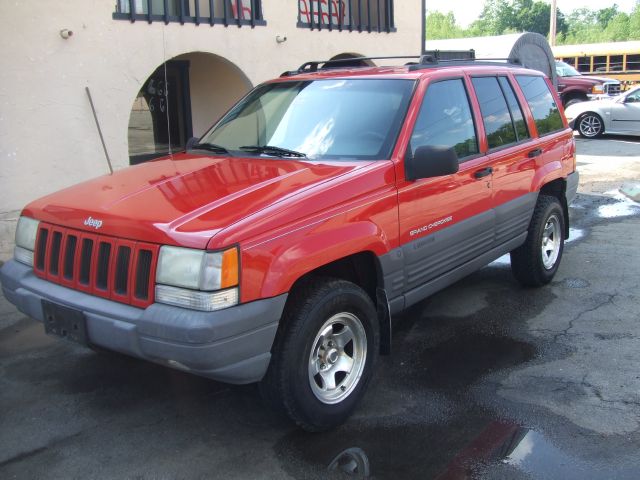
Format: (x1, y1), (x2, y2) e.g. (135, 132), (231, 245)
(555, 61), (581, 77)
(199, 79), (416, 160)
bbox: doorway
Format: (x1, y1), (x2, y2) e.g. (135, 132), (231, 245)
(128, 60), (192, 164)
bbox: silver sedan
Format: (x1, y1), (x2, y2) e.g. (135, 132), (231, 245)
(565, 86), (640, 138)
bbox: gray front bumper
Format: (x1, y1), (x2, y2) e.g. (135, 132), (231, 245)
(0, 259), (287, 384)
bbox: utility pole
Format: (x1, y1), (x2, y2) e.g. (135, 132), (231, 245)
(422, 0), (426, 53)
(550, 0), (557, 46)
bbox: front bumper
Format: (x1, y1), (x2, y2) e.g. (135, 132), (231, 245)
(0, 259), (287, 384)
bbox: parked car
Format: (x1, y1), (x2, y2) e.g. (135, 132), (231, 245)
(0, 57), (578, 431)
(556, 60), (621, 107)
(565, 85), (640, 138)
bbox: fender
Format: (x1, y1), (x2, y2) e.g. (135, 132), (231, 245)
(531, 160), (564, 193)
(253, 221), (391, 299)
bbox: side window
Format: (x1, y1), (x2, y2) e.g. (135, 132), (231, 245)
(472, 77), (518, 149)
(498, 77), (529, 141)
(410, 79), (478, 161)
(516, 76), (564, 136)
(627, 90), (640, 103)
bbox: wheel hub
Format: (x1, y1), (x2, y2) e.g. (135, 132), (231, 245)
(308, 312), (368, 404)
(541, 214), (561, 269)
(325, 348), (339, 365)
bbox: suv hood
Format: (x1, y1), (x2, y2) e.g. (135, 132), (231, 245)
(24, 154), (368, 249)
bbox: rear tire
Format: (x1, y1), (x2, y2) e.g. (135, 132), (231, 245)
(260, 278), (379, 431)
(511, 195), (565, 287)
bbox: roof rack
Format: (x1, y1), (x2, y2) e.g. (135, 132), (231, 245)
(280, 51), (524, 77)
(281, 55), (422, 77)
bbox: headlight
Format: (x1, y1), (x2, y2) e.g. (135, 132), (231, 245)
(155, 245), (239, 311)
(592, 85), (604, 94)
(14, 216), (40, 266)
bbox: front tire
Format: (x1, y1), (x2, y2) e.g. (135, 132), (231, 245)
(577, 112), (604, 138)
(260, 278), (379, 431)
(511, 195), (565, 287)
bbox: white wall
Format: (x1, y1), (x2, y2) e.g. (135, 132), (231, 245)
(0, 1), (421, 260)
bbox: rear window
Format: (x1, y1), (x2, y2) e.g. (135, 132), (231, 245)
(515, 76), (563, 136)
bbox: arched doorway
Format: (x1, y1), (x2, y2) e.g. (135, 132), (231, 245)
(127, 52), (252, 164)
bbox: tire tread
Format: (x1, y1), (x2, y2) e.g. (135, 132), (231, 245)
(510, 195), (565, 287)
(260, 277), (378, 431)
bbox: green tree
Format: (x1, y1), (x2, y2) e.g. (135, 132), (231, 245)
(596, 5), (619, 28)
(467, 0), (567, 37)
(468, 0), (515, 35)
(629, 1), (640, 40)
(604, 13), (630, 41)
(559, 2), (635, 44)
(425, 11), (464, 40)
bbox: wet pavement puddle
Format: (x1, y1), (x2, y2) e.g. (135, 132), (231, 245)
(277, 418), (639, 479)
(276, 325), (639, 479)
(275, 335), (539, 479)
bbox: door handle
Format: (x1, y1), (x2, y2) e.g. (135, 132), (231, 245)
(528, 148), (543, 158)
(474, 167), (493, 179)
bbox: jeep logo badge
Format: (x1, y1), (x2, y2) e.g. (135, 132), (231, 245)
(84, 216), (103, 230)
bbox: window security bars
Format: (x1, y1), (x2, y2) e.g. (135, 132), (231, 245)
(298, 0), (395, 33)
(114, 0), (265, 27)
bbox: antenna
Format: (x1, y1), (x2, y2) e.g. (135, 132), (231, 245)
(162, 28), (172, 157)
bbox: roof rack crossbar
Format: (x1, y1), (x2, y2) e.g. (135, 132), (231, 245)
(279, 53), (526, 77)
(297, 55), (421, 72)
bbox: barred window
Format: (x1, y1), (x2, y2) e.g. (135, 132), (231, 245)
(114, 0), (265, 27)
(298, 0), (395, 32)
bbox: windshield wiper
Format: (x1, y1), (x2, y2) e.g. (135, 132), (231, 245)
(240, 145), (307, 158)
(191, 142), (230, 155)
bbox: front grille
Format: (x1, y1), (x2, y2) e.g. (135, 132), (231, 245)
(604, 82), (621, 96)
(34, 222), (159, 308)
(114, 246), (131, 295)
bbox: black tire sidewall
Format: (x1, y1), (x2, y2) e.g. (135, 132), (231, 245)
(284, 283), (379, 430)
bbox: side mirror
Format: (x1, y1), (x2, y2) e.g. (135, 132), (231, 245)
(185, 137), (199, 150)
(405, 145), (459, 181)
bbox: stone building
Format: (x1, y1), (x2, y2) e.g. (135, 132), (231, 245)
(0, 0), (422, 259)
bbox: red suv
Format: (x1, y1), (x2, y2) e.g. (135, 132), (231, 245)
(1, 57), (578, 431)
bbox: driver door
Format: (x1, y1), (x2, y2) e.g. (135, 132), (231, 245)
(610, 89), (640, 133)
(396, 77), (494, 298)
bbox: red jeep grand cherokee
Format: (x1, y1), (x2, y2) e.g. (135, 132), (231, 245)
(1, 57), (578, 431)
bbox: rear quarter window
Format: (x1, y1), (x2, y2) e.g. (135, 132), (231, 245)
(471, 76), (529, 150)
(516, 76), (564, 136)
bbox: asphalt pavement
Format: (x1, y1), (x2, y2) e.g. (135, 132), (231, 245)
(1, 135), (639, 479)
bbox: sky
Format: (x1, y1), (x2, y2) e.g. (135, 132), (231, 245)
(426, 0), (638, 27)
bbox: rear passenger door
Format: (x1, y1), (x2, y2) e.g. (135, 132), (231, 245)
(470, 75), (540, 247)
(396, 77), (494, 296)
